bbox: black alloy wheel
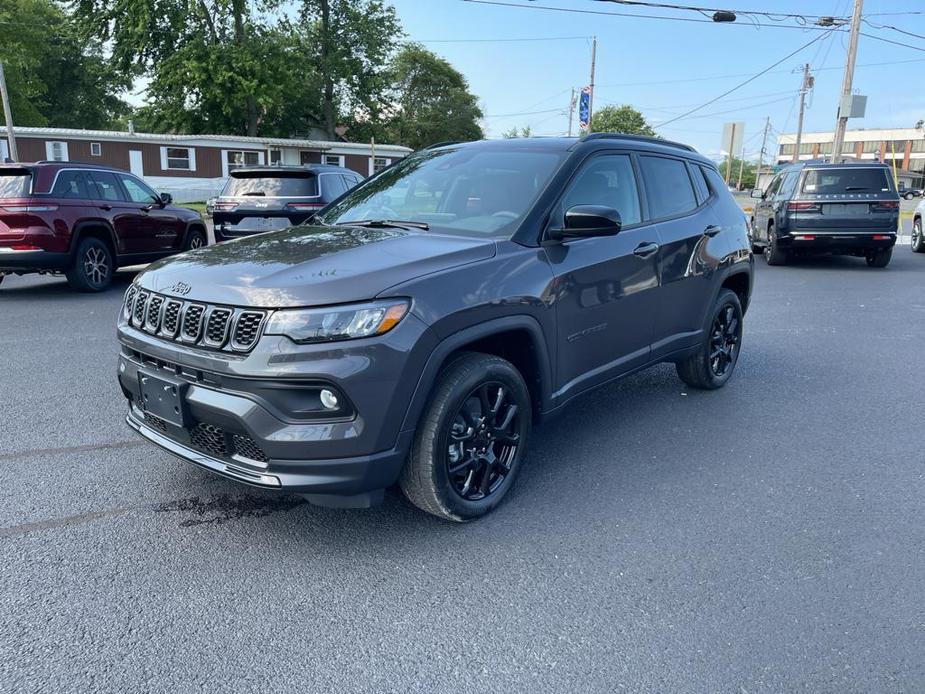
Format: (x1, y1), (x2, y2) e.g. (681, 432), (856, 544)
(66, 237), (114, 292)
(708, 303), (740, 378)
(446, 382), (521, 501)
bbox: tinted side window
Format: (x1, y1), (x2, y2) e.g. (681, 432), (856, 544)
(87, 172), (126, 202)
(639, 155), (698, 219)
(560, 154), (641, 226)
(691, 164), (710, 204)
(322, 174), (348, 199)
(781, 172), (799, 197)
(118, 174), (159, 204)
(51, 170), (91, 199)
(765, 174), (784, 197)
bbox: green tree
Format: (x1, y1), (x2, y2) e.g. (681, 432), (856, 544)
(73, 0), (300, 136)
(295, 0), (402, 140)
(718, 157), (757, 190)
(502, 125), (532, 138)
(0, 0), (128, 129)
(363, 43), (482, 150)
(589, 105), (656, 137)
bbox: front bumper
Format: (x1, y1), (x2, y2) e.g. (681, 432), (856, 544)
(778, 230), (897, 252)
(117, 311), (436, 498)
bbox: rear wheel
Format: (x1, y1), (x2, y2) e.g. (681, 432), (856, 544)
(66, 237), (113, 292)
(866, 247), (892, 268)
(911, 219), (925, 253)
(400, 352), (531, 522)
(676, 289), (743, 390)
(764, 229), (788, 266)
(184, 227), (207, 250)
(904, 192), (914, 200)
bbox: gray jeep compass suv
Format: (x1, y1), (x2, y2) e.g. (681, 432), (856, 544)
(117, 135), (753, 521)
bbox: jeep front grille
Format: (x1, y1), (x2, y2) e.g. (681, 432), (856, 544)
(188, 422), (269, 465)
(127, 288), (267, 353)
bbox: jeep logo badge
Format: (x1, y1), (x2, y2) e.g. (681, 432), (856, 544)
(168, 281), (192, 296)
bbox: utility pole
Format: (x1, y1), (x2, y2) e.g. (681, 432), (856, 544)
(588, 36), (597, 130)
(567, 88), (576, 137)
(0, 62), (18, 162)
(830, 0), (863, 163)
(793, 63), (813, 163)
(755, 116), (770, 191)
(736, 144), (746, 190)
(724, 122), (737, 184)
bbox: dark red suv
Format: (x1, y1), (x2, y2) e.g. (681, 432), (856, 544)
(0, 162), (208, 291)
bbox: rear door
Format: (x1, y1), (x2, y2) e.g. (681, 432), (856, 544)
(86, 170), (151, 255)
(639, 155), (721, 353)
(116, 173), (181, 251)
(794, 167), (898, 232)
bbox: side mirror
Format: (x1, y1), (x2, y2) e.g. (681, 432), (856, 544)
(550, 205), (622, 240)
(750, 188), (764, 199)
(159, 192), (173, 205)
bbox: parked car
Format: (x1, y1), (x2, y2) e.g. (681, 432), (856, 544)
(899, 187), (922, 200)
(0, 162), (207, 291)
(750, 162), (900, 267)
(912, 196), (925, 253)
(212, 164), (363, 241)
(117, 134), (753, 521)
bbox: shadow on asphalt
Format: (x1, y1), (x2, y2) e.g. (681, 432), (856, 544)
(0, 269), (140, 298)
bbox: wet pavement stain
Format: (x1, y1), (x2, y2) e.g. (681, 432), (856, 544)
(153, 493), (305, 527)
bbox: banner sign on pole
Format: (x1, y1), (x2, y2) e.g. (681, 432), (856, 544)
(578, 86), (592, 131)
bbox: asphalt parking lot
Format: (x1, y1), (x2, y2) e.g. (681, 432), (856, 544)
(2, 232), (924, 692)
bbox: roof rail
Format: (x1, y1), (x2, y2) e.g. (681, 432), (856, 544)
(423, 141), (464, 150)
(581, 132), (696, 152)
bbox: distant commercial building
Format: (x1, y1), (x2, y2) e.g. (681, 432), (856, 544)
(776, 127), (925, 188)
(0, 126), (411, 201)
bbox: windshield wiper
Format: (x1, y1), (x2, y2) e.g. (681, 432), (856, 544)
(335, 219), (430, 231)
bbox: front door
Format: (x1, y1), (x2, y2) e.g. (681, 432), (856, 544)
(544, 152), (661, 399)
(129, 150), (144, 177)
(116, 173), (181, 251)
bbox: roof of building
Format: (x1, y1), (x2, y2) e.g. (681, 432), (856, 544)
(0, 126), (412, 154)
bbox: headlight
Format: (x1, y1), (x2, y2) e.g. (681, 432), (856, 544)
(264, 299), (410, 344)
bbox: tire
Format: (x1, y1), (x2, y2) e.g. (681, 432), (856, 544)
(866, 247), (892, 268)
(764, 228), (788, 266)
(184, 227), (207, 250)
(750, 243), (763, 255)
(400, 352), (532, 522)
(676, 289), (743, 390)
(912, 219), (925, 253)
(65, 237), (114, 292)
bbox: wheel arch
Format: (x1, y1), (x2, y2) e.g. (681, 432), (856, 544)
(399, 315), (554, 434)
(69, 221), (119, 262)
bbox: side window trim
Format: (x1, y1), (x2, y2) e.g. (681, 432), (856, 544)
(635, 153), (702, 224)
(546, 148), (648, 236)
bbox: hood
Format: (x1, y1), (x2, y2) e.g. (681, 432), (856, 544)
(139, 224), (496, 308)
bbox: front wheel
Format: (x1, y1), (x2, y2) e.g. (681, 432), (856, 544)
(184, 227), (207, 250)
(400, 353), (532, 522)
(66, 237), (114, 292)
(911, 219), (925, 253)
(676, 289), (744, 390)
(866, 247), (892, 268)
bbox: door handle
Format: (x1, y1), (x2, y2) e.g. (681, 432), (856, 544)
(633, 241), (660, 258)
(98, 204), (112, 211)
(703, 225), (721, 237)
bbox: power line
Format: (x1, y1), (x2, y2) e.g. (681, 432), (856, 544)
(654, 28), (836, 128)
(416, 35), (592, 43)
(484, 107), (564, 118)
(858, 30), (925, 54)
(861, 19), (925, 41)
(591, 0), (847, 23)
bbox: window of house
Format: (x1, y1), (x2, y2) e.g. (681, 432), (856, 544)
(90, 142), (102, 157)
(162, 146), (194, 171)
(780, 143), (796, 155)
(269, 150), (282, 165)
(226, 150), (261, 172)
(370, 157), (391, 175)
(299, 151), (317, 165)
(324, 154), (345, 167)
(862, 140), (881, 154)
(639, 155), (698, 219)
(799, 143), (814, 154)
(46, 141), (69, 161)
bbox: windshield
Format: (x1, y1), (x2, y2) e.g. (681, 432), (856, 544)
(319, 147), (566, 238)
(222, 172), (318, 197)
(0, 171), (32, 198)
(802, 168), (892, 194)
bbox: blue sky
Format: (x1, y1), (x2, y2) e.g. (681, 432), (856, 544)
(390, 0), (925, 159)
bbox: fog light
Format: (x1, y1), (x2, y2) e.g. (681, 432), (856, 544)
(320, 389), (339, 410)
